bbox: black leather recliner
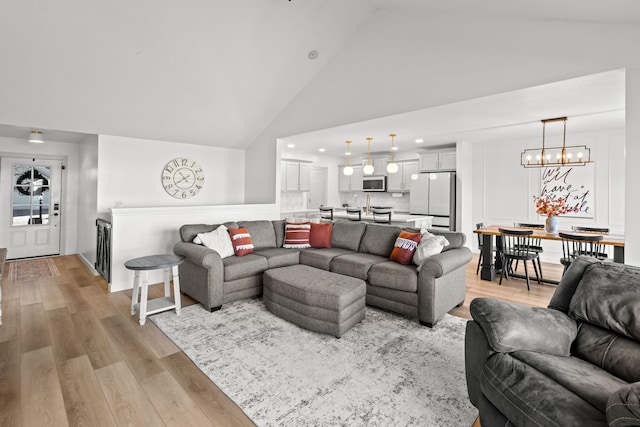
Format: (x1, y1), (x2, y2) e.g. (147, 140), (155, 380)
(465, 257), (640, 426)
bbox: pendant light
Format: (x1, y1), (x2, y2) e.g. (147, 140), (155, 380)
(363, 137), (375, 175)
(343, 140), (354, 176)
(386, 133), (398, 174)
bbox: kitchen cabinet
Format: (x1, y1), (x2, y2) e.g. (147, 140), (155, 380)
(281, 160), (311, 192)
(387, 160), (419, 192)
(338, 165), (363, 191)
(419, 150), (456, 171)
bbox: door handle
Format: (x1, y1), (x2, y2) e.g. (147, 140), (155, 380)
(53, 213), (59, 217)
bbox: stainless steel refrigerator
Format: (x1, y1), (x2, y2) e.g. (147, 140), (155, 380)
(409, 172), (456, 230)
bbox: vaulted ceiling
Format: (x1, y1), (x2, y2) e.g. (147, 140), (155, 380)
(2, 1), (640, 149)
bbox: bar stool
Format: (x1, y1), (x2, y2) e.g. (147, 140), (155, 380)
(372, 208), (392, 224)
(346, 207), (362, 221)
(319, 206), (334, 221)
(125, 254), (185, 325)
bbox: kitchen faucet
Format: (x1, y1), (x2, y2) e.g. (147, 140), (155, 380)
(365, 194), (371, 215)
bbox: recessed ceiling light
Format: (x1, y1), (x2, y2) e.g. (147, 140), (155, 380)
(318, 148), (326, 152)
(308, 50), (319, 60)
(287, 143), (295, 148)
(415, 139), (424, 143)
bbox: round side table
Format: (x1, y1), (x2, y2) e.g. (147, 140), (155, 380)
(125, 254), (185, 325)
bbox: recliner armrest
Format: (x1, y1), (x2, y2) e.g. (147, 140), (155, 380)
(173, 241), (223, 269)
(417, 246), (472, 277)
(470, 298), (577, 356)
(607, 382), (640, 426)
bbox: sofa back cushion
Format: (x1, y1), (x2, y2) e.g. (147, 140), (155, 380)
(272, 220), (286, 247)
(237, 220), (277, 250)
(572, 323), (640, 383)
(180, 224), (218, 242)
(359, 224), (401, 257)
(331, 221), (366, 251)
(569, 262), (640, 342)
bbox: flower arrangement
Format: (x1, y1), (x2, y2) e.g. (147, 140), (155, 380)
(533, 195), (577, 216)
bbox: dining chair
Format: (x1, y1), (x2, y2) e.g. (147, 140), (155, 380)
(570, 226), (610, 258)
(372, 208), (392, 224)
(319, 206), (334, 221)
(345, 207), (362, 221)
(513, 222), (545, 279)
(498, 228), (541, 291)
(559, 232), (605, 275)
(571, 226), (610, 233)
(475, 222), (486, 275)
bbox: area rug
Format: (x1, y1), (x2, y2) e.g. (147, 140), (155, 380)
(8, 258), (60, 283)
(151, 298), (476, 426)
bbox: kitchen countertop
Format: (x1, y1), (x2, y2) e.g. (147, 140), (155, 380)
(280, 207), (432, 226)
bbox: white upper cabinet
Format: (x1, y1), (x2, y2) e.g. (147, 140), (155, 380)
(282, 160), (311, 192)
(338, 165), (363, 191)
(387, 160), (419, 192)
(419, 150), (456, 171)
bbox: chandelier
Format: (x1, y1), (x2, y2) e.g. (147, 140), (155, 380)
(520, 117), (592, 168)
(343, 140), (354, 176)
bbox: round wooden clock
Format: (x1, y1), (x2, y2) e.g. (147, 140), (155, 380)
(161, 158), (205, 199)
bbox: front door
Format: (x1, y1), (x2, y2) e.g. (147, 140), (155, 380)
(0, 157), (62, 259)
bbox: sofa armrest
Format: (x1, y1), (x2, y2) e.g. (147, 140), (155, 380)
(173, 241), (223, 269)
(470, 298), (577, 356)
(417, 246), (472, 277)
(607, 382), (640, 426)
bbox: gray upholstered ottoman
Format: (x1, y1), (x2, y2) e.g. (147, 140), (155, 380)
(263, 264), (366, 338)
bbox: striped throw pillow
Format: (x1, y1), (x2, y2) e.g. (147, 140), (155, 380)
(228, 227), (254, 256)
(283, 222), (311, 248)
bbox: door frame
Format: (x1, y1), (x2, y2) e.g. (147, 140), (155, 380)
(0, 152), (68, 259)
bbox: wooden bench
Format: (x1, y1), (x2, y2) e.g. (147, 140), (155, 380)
(0, 248), (6, 326)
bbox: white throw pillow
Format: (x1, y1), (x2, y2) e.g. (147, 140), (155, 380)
(193, 225), (235, 258)
(413, 231), (449, 266)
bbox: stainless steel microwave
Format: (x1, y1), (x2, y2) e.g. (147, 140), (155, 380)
(362, 176), (386, 192)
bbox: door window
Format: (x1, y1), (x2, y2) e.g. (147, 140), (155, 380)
(11, 164), (51, 225)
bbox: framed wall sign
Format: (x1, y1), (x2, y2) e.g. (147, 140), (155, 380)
(539, 164), (594, 218)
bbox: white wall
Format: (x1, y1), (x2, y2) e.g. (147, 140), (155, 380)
(0, 136), (80, 256)
(97, 135), (245, 213)
(467, 128), (625, 263)
(76, 135), (99, 269)
(625, 68), (640, 265)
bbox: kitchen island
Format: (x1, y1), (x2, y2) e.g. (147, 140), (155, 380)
(281, 208), (432, 229)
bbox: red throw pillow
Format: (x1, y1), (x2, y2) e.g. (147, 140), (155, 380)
(283, 222), (311, 248)
(228, 227), (254, 256)
(390, 231), (422, 265)
(309, 222), (332, 248)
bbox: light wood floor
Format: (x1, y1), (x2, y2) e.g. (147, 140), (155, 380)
(0, 254), (560, 426)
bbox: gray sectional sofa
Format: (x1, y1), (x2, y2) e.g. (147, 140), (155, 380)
(173, 219), (472, 327)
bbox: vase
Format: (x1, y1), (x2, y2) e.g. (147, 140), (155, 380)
(545, 215), (558, 234)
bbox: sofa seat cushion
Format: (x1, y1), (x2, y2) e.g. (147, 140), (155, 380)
(253, 248), (300, 269)
(367, 261), (418, 292)
(512, 350), (627, 412)
(330, 253), (389, 280)
(222, 254), (269, 281)
(299, 248), (353, 271)
(481, 352), (607, 427)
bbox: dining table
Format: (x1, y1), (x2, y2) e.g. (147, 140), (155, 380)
(474, 225), (625, 284)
